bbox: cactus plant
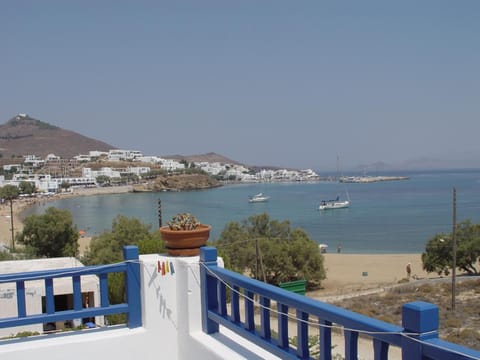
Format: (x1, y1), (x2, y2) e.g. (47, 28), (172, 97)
(166, 213), (201, 231)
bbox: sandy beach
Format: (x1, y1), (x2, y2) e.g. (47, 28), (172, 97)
(312, 253), (434, 301)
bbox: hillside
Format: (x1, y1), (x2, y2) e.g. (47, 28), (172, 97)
(0, 114), (252, 169)
(0, 114), (115, 160)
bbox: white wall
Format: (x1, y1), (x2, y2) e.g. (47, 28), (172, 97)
(0, 254), (279, 360)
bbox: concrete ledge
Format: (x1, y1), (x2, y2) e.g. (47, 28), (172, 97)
(189, 328), (281, 360)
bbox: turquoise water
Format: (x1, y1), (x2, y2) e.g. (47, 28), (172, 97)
(23, 169), (480, 254)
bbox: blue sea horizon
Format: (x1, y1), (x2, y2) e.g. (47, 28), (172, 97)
(23, 168), (480, 254)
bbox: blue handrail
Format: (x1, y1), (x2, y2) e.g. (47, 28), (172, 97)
(0, 245), (141, 332)
(200, 246), (480, 360)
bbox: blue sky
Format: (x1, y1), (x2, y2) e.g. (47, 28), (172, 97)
(1, 1), (479, 171)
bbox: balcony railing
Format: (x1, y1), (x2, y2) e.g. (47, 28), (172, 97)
(0, 246), (141, 332)
(200, 246), (480, 360)
(1, 245), (479, 359)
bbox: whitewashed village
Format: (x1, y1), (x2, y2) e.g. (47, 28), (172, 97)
(0, 148), (321, 195)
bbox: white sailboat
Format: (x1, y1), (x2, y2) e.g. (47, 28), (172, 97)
(318, 155), (351, 210)
(248, 193), (270, 203)
(318, 193), (350, 210)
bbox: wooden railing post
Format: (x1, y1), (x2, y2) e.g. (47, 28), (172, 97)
(123, 245), (141, 328)
(200, 246), (219, 334)
(401, 301), (438, 360)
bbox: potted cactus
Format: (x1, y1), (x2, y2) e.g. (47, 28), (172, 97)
(159, 213), (211, 256)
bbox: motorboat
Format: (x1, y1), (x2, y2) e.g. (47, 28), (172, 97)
(248, 193), (270, 203)
(318, 195), (350, 210)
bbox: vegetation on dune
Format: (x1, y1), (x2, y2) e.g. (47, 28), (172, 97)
(334, 279), (480, 350)
(215, 213), (326, 289)
(422, 220), (480, 276)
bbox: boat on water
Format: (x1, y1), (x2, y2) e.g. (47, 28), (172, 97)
(319, 155), (351, 210)
(318, 195), (350, 210)
(248, 193), (270, 203)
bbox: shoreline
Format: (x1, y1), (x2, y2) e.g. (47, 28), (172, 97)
(1, 185), (440, 299)
(1, 185), (134, 249)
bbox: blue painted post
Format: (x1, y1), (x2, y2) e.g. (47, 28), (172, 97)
(200, 246), (219, 334)
(401, 301), (439, 360)
(297, 310), (309, 359)
(123, 245), (142, 328)
(45, 278), (55, 314)
(72, 275), (82, 311)
(319, 319), (332, 360)
(344, 330), (358, 360)
(16, 281), (26, 318)
(277, 303), (289, 349)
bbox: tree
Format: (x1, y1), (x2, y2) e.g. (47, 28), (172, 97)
(16, 207), (79, 258)
(0, 184), (20, 250)
(422, 220), (480, 276)
(82, 215), (165, 321)
(19, 181), (36, 195)
(60, 181), (71, 192)
(216, 213), (326, 290)
(83, 215), (165, 265)
(95, 175), (111, 186)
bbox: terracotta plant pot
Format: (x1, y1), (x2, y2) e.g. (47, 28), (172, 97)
(159, 224), (211, 256)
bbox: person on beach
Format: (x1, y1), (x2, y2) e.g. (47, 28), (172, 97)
(406, 263), (412, 279)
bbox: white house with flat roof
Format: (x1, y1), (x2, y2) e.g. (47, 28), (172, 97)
(108, 150), (143, 162)
(0, 257), (102, 338)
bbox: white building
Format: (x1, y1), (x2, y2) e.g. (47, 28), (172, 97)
(2, 164), (22, 172)
(126, 167), (151, 176)
(52, 176), (97, 188)
(23, 155), (45, 168)
(134, 156), (163, 164)
(45, 154), (61, 161)
(74, 154), (92, 162)
(0, 257), (103, 338)
(160, 159), (185, 171)
(108, 150), (143, 162)
(8, 174), (58, 193)
(82, 167), (121, 179)
(88, 151), (108, 158)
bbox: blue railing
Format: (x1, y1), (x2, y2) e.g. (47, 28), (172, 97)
(200, 247), (480, 360)
(0, 246), (141, 333)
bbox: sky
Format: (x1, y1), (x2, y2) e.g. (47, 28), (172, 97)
(1, 1), (479, 172)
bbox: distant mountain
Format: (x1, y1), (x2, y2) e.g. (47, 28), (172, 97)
(0, 114), (115, 160)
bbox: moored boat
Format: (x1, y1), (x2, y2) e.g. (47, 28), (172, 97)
(318, 195), (350, 210)
(248, 193), (270, 203)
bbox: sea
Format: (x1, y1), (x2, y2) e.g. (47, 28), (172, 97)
(22, 169), (480, 254)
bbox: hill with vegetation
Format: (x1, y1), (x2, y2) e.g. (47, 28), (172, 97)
(0, 114), (115, 161)
(0, 115), (251, 169)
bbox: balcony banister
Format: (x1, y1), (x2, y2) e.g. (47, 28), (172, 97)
(123, 245), (141, 328)
(0, 263), (128, 283)
(0, 246), (141, 333)
(199, 246), (480, 360)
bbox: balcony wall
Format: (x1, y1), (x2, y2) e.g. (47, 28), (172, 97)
(0, 253), (279, 360)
